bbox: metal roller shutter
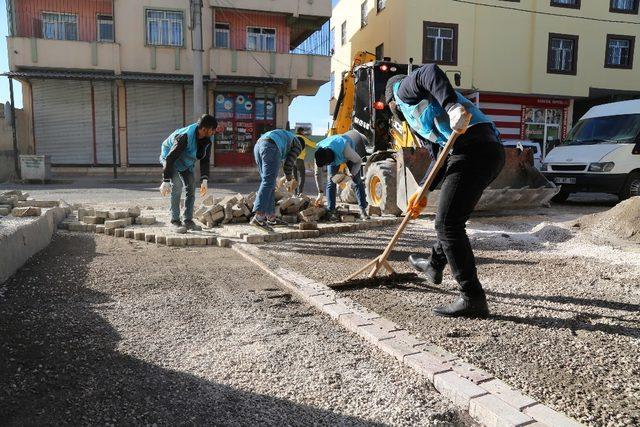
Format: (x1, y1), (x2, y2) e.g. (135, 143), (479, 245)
(126, 83), (183, 165)
(32, 79), (93, 164)
(93, 82), (119, 165)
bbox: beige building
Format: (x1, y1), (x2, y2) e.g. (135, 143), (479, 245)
(331, 0), (640, 157)
(5, 0), (330, 170)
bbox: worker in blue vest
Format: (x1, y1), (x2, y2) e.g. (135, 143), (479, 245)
(159, 114), (218, 232)
(385, 64), (505, 318)
(251, 129), (304, 232)
(314, 130), (369, 221)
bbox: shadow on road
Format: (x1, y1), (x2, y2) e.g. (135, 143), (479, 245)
(0, 234), (383, 426)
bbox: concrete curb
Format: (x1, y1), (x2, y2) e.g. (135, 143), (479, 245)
(233, 243), (584, 427)
(0, 206), (68, 284)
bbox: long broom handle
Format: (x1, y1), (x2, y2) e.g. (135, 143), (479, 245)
(375, 128), (465, 264)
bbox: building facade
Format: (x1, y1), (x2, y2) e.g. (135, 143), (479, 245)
(5, 0), (330, 170)
(330, 0), (640, 158)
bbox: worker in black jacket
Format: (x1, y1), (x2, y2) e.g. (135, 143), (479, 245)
(159, 114), (218, 231)
(385, 64), (505, 318)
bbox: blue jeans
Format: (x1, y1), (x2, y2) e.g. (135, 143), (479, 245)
(253, 139), (280, 216)
(326, 163), (367, 211)
(170, 168), (195, 222)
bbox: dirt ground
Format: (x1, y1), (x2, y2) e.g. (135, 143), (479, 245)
(256, 202), (640, 427)
(0, 232), (470, 426)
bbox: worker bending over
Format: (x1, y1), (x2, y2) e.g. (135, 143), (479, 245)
(386, 64), (505, 318)
(251, 129), (304, 231)
(159, 114), (218, 231)
(293, 127), (316, 196)
(314, 130), (369, 221)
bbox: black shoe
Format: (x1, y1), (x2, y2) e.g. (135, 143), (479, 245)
(433, 295), (489, 318)
(408, 254), (443, 285)
(250, 216), (274, 233)
(170, 220), (187, 234)
(267, 217), (289, 227)
(183, 219), (202, 231)
(325, 210), (339, 222)
(359, 208), (370, 220)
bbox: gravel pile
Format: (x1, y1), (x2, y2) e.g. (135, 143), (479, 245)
(0, 233), (469, 426)
(573, 196), (640, 244)
(256, 214), (640, 426)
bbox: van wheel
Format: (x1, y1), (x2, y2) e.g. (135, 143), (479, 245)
(551, 188), (571, 203)
(619, 172), (640, 200)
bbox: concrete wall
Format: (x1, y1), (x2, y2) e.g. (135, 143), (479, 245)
(0, 109), (32, 183)
(331, 0), (640, 99)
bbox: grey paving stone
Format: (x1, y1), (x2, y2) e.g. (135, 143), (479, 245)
(404, 352), (452, 381)
(469, 394), (535, 427)
(433, 371), (489, 409)
(480, 379), (537, 411)
(523, 404), (583, 427)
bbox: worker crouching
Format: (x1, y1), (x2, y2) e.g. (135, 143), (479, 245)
(314, 130), (369, 221)
(159, 114), (218, 232)
(251, 129), (304, 232)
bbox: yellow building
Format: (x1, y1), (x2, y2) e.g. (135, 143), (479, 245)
(330, 0), (640, 156)
(5, 0), (330, 170)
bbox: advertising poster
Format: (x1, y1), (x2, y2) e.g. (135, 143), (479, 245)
(235, 121), (255, 153)
(235, 94), (255, 120)
(214, 93), (234, 119)
(255, 99), (265, 120)
(215, 119), (234, 151)
(265, 99), (275, 121)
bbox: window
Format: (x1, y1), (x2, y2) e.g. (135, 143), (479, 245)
(146, 10), (183, 47)
(423, 22), (458, 65)
(42, 12), (78, 41)
(330, 28), (335, 54)
(547, 33), (578, 75)
(377, 0), (387, 12)
(610, 0), (639, 14)
(341, 21), (346, 46)
(605, 34), (635, 68)
(97, 15), (113, 42)
(361, 1), (368, 28)
(375, 43), (384, 60)
(247, 27), (276, 52)
(550, 0), (580, 8)
(215, 22), (230, 48)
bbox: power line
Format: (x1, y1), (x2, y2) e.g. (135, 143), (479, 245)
(452, 0), (640, 25)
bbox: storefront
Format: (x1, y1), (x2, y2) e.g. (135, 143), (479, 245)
(213, 92), (276, 167)
(477, 94), (572, 159)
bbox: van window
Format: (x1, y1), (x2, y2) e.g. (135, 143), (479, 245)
(563, 113), (640, 145)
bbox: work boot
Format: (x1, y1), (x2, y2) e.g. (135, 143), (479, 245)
(183, 219), (202, 231)
(408, 254), (443, 285)
(359, 207), (370, 220)
(433, 294), (490, 318)
(250, 216), (274, 233)
(170, 220), (187, 234)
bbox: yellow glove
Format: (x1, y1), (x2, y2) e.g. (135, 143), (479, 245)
(159, 181), (171, 197)
(200, 179), (208, 197)
(407, 191), (427, 219)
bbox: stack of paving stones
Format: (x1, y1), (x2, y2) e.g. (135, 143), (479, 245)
(0, 190), (65, 217)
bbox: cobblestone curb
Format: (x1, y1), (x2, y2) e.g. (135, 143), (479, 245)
(233, 243), (584, 427)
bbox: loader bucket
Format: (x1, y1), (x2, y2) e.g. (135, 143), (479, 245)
(396, 146), (559, 213)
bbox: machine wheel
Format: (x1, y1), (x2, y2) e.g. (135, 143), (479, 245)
(619, 171), (640, 200)
(551, 188), (571, 203)
(365, 159), (402, 215)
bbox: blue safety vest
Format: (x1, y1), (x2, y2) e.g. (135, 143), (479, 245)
(316, 134), (355, 166)
(259, 129), (297, 160)
(393, 82), (497, 146)
(159, 123), (201, 172)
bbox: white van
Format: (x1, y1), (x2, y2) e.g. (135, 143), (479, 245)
(541, 99), (640, 202)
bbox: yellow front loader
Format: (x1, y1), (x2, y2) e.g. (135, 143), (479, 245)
(331, 53), (559, 214)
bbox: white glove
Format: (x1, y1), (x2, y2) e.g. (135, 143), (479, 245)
(314, 192), (324, 206)
(159, 181), (171, 197)
(447, 103), (471, 133)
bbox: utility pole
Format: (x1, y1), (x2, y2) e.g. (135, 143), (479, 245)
(191, 0), (204, 119)
(9, 77), (20, 180)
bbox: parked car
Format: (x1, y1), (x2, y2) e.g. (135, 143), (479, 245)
(502, 140), (543, 170)
(541, 99), (640, 202)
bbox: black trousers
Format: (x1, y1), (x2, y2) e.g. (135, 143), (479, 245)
(429, 124), (505, 298)
(293, 158), (306, 194)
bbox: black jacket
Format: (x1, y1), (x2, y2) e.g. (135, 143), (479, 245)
(162, 133), (212, 182)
